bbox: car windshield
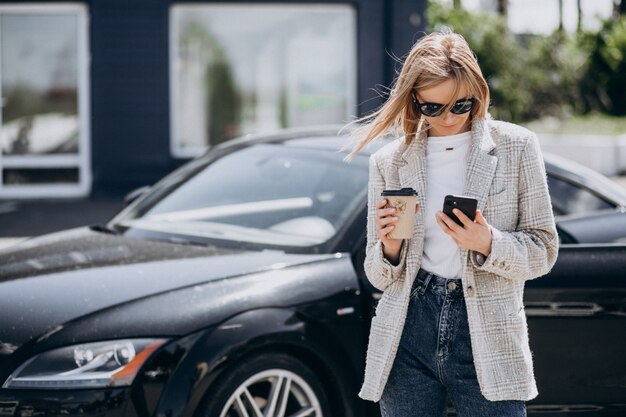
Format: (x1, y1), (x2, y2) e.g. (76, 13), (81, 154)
(111, 142), (368, 248)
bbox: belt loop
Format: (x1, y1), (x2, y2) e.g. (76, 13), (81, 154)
(416, 270), (433, 296)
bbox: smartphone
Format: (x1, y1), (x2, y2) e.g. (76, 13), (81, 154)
(442, 195), (478, 227)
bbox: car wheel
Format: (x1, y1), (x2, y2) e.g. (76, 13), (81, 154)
(196, 352), (333, 417)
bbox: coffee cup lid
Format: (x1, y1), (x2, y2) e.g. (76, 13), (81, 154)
(381, 187), (417, 196)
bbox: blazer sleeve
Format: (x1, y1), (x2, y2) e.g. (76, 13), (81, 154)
(470, 133), (559, 281)
(364, 154), (409, 292)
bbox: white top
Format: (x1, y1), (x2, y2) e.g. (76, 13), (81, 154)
(421, 130), (472, 279)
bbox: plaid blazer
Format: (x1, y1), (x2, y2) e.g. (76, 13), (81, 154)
(359, 117), (559, 402)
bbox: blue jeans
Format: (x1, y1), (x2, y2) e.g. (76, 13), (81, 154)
(379, 268), (527, 417)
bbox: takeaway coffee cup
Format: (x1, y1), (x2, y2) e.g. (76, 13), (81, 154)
(381, 187), (418, 239)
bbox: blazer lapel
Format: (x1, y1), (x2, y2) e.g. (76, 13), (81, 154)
(398, 129), (427, 212)
(397, 128), (427, 242)
(463, 118), (498, 213)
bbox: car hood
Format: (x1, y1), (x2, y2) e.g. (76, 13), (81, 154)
(0, 227), (335, 350)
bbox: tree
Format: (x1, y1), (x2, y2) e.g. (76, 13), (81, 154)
(497, 0), (508, 18)
(613, 0), (625, 18)
(427, 0), (587, 121)
(580, 16), (626, 115)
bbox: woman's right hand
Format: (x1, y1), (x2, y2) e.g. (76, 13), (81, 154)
(376, 198), (420, 260)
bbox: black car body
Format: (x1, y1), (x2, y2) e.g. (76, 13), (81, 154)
(1, 126), (625, 417)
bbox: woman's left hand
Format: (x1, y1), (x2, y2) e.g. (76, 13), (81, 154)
(436, 209), (492, 256)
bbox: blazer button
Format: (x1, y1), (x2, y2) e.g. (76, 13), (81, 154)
(467, 286), (475, 297)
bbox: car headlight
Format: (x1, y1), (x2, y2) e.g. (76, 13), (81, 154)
(2, 338), (167, 389)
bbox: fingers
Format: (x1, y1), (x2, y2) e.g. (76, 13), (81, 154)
(376, 199), (395, 216)
(475, 210), (492, 240)
(475, 209), (487, 225)
(435, 212), (451, 234)
(452, 208), (474, 228)
(435, 207), (494, 253)
(376, 199), (397, 221)
(379, 223), (396, 238)
(436, 211), (463, 234)
(376, 207), (397, 219)
(379, 215), (399, 227)
(375, 199), (399, 239)
(375, 199), (419, 241)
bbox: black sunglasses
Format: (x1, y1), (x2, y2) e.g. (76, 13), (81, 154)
(412, 94), (476, 117)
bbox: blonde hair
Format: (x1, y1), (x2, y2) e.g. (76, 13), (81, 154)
(342, 27), (490, 162)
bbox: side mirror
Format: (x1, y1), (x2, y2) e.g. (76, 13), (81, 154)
(123, 185), (150, 207)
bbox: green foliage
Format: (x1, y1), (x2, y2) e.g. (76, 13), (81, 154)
(524, 30), (590, 118)
(426, 2), (589, 122)
(427, 2), (524, 121)
(580, 16), (626, 115)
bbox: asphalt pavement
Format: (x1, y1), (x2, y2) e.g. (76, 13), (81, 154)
(1, 175), (626, 251)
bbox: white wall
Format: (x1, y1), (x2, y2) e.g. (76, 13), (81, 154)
(538, 133), (626, 176)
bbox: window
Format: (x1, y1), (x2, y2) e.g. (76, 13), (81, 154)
(0, 4), (90, 198)
(114, 142), (368, 247)
(170, 4), (357, 157)
(548, 174), (614, 216)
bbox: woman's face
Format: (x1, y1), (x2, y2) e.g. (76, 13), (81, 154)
(416, 78), (472, 137)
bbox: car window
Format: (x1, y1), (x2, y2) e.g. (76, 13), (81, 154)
(547, 175), (614, 216)
(114, 143), (368, 247)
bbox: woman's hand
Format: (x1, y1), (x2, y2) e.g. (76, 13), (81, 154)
(436, 209), (492, 256)
(376, 198), (420, 263)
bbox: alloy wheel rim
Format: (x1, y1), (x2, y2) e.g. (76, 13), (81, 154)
(219, 368), (323, 417)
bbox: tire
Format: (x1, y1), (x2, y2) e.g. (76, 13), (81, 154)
(196, 351), (333, 417)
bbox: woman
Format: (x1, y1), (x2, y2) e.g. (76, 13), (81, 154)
(344, 28), (559, 416)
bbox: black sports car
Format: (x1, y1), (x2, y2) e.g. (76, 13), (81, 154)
(1, 126), (625, 417)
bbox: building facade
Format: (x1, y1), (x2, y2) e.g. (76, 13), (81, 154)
(0, 0), (425, 199)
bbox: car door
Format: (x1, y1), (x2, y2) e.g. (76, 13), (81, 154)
(524, 231), (626, 415)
